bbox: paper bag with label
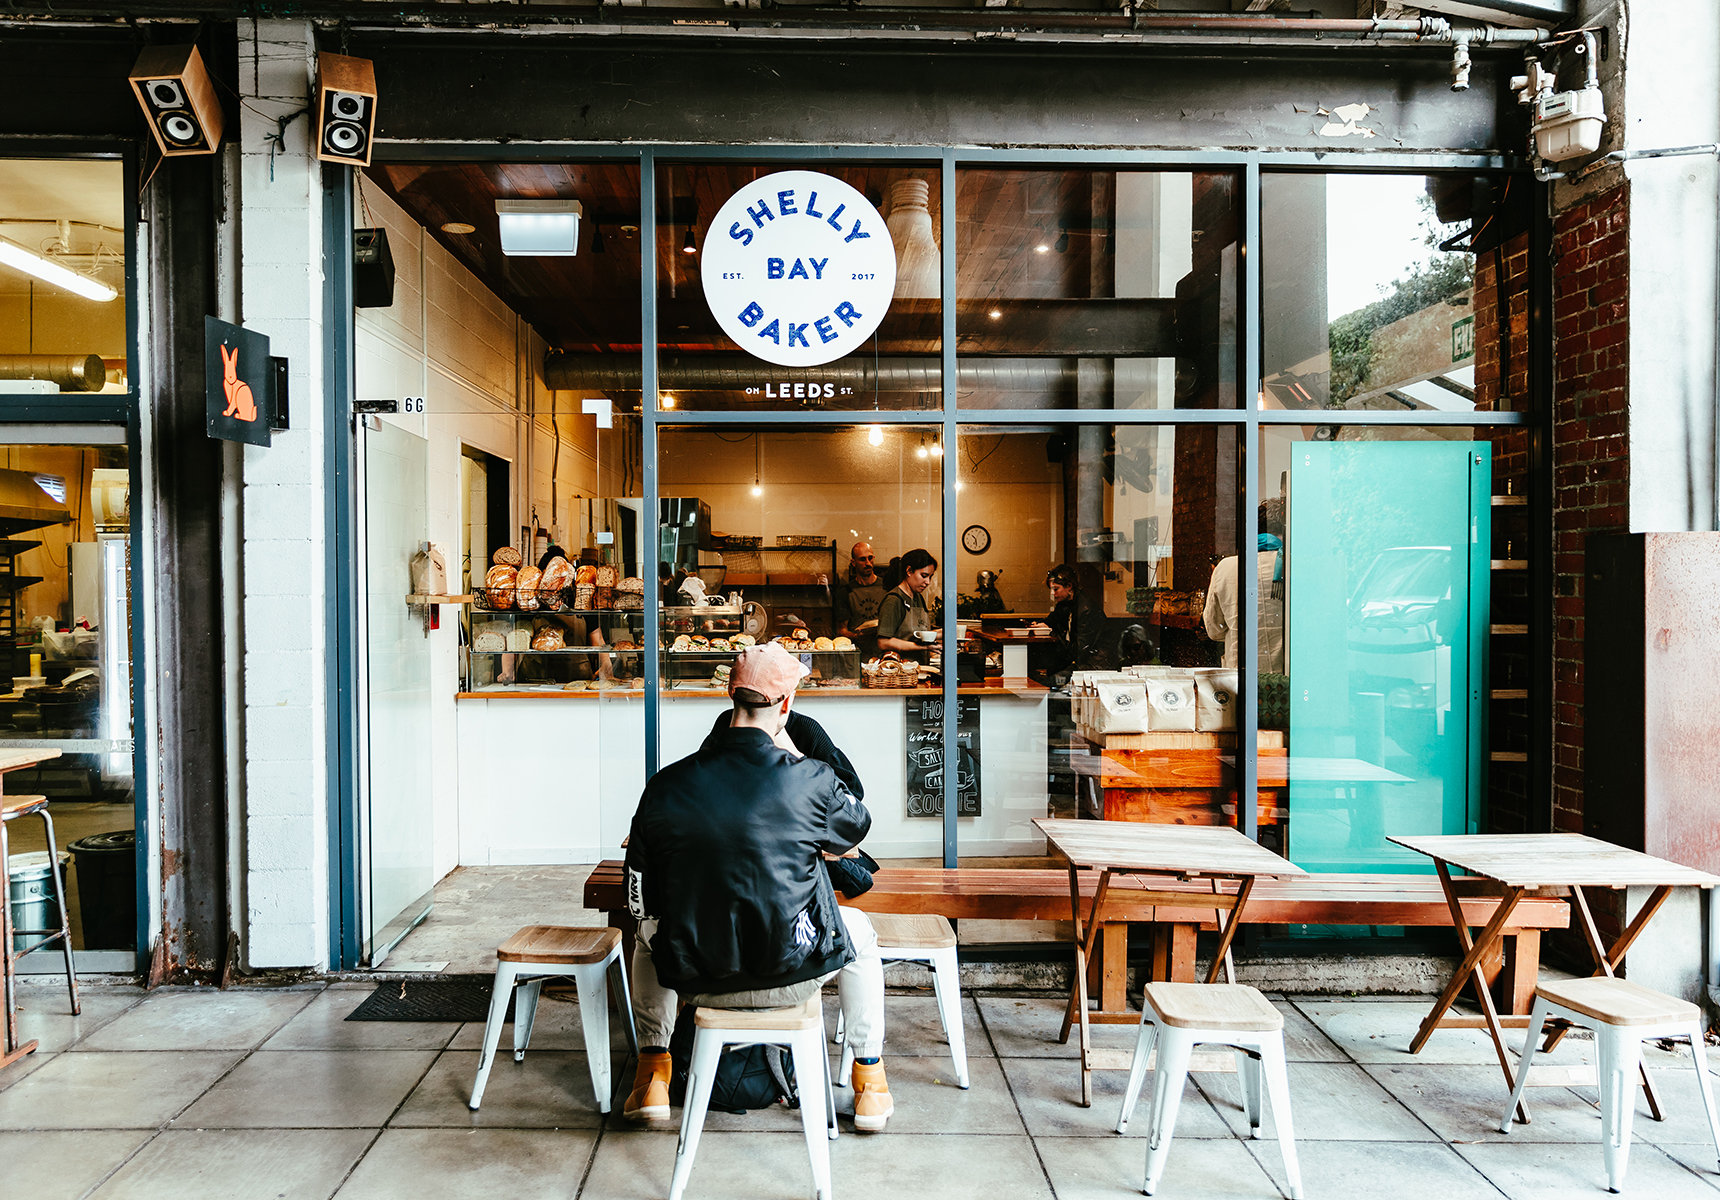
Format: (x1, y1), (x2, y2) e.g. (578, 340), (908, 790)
(410, 545), (448, 597)
(1191, 668), (1239, 731)
(1092, 678), (1150, 735)
(1144, 674), (1197, 731)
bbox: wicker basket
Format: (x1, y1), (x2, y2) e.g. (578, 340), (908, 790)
(862, 652), (921, 690)
(475, 586), (517, 611)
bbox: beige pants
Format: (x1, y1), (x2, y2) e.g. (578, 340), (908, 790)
(632, 907), (884, 1057)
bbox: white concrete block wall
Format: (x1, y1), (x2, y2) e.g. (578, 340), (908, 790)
(238, 20), (329, 968)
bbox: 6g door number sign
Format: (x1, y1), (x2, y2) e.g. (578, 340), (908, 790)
(702, 170), (897, 368)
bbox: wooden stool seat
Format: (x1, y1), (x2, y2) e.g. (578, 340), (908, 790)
(868, 912), (956, 950)
(1142, 982), (1283, 1032)
(1, 795), (47, 817)
(1535, 976), (1699, 1027)
(496, 925), (620, 965)
(695, 994), (822, 1031)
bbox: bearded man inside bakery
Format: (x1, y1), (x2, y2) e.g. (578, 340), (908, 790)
(623, 643), (894, 1132)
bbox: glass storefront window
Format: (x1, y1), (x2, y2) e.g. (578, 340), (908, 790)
(656, 163), (943, 412)
(0, 159), (128, 396)
(955, 422), (1240, 867)
(1261, 172), (1523, 415)
(956, 169), (1240, 409)
(0, 438), (133, 951)
(654, 423), (944, 857)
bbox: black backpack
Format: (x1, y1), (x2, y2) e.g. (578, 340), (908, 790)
(667, 1011), (800, 1114)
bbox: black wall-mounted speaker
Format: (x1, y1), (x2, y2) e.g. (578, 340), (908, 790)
(354, 228), (396, 309)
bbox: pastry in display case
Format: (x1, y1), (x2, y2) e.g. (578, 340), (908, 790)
(462, 546), (647, 693)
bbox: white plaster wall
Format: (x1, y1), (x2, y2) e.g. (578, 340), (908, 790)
(1623, 0), (1720, 533)
(238, 20), (329, 968)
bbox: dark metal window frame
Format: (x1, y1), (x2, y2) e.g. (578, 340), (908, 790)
(0, 135), (149, 966)
(351, 140), (1544, 884)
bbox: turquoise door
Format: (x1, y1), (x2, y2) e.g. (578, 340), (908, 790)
(1286, 441), (1489, 873)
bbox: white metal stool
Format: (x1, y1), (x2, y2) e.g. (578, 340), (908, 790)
(1, 796), (78, 1072)
(469, 925), (637, 1112)
(671, 994), (838, 1200)
(1117, 982), (1302, 1199)
(1499, 976), (1720, 1192)
(835, 912), (968, 1089)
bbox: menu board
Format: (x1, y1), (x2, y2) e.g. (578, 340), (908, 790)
(904, 695), (981, 818)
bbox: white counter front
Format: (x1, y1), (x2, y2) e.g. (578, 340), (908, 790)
(454, 688), (1050, 865)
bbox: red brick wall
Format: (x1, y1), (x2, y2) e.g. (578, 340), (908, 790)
(1550, 185), (1630, 839)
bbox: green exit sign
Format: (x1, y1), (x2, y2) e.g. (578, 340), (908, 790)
(1451, 315), (1475, 363)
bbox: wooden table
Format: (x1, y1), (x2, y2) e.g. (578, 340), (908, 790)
(1034, 817), (1306, 1106)
(1389, 833), (1720, 1124)
(0, 746), (63, 1070)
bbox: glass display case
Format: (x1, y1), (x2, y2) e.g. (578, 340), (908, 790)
(462, 608), (648, 693)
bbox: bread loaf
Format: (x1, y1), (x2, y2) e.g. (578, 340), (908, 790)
(595, 564), (618, 588)
(483, 564), (518, 610)
(592, 586), (615, 610)
(506, 628), (531, 652)
(472, 626), (506, 653)
(574, 584), (595, 611)
(575, 564), (597, 586)
(514, 565), (543, 611)
(618, 575), (645, 594)
(540, 556), (575, 591)
(493, 546), (522, 567)
(531, 625), (566, 651)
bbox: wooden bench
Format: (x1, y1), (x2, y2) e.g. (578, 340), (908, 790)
(582, 862), (1569, 1019)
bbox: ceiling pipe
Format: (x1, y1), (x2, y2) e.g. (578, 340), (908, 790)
(545, 352), (1078, 396)
(0, 3), (1550, 48)
(0, 354), (108, 392)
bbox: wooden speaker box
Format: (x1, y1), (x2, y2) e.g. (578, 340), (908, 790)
(316, 52), (378, 167)
(129, 45), (224, 157)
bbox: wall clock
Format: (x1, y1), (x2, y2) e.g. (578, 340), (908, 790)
(962, 524), (990, 554)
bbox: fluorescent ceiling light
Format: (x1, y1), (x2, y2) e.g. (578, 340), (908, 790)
(0, 235), (117, 302)
(495, 198), (582, 257)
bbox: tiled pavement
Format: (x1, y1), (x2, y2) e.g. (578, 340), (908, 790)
(4, 980), (1720, 1199)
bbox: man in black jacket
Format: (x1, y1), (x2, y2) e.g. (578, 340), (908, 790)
(623, 643), (892, 1130)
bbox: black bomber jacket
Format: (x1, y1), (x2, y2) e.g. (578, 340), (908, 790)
(624, 725), (873, 995)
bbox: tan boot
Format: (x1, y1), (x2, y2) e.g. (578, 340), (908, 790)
(851, 1060), (894, 1132)
(624, 1049), (673, 1121)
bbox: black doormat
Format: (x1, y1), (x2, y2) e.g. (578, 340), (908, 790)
(346, 979), (515, 1023)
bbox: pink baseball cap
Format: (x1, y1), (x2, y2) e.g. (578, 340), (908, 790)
(729, 642), (810, 701)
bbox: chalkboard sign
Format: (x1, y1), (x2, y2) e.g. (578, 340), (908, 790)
(905, 695), (980, 818)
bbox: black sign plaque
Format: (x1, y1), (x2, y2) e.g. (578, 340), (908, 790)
(205, 316), (272, 447)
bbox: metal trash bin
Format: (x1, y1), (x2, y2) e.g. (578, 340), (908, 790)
(7, 850), (69, 952)
(68, 830), (135, 950)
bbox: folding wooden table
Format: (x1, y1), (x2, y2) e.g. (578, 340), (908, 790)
(0, 747), (66, 1071)
(1034, 817), (1306, 1106)
(1389, 832), (1720, 1124)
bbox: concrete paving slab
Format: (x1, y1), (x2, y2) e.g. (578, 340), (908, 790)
(1618, 1064), (1720, 1148)
(587, 1128), (1054, 1200)
(1202, 1060), (1438, 1142)
(0, 1130), (152, 1199)
(1455, 1139), (1720, 1198)
(267, 988), (463, 1051)
(0, 1051), (242, 1128)
(999, 1054), (1233, 1139)
(823, 991), (988, 1063)
(392, 1048), (610, 1128)
(1038, 1132), (1278, 1200)
(447, 992), (634, 1055)
(831, 1051), (1025, 1134)
(1242, 1137), (1499, 1200)
(8, 991), (141, 1054)
(1299, 999), (1592, 1067)
(334, 1128), (598, 1200)
(90, 1128), (375, 1200)
(1271, 997), (1348, 1061)
(1365, 1063), (1625, 1144)
(976, 995), (1139, 1059)
(79, 989), (316, 1052)
(174, 1050), (438, 1128)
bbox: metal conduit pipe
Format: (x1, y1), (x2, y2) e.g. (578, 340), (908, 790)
(1, 3), (1548, 47)
(545, 353), (1076, 395)
(0, 354), (107, 392)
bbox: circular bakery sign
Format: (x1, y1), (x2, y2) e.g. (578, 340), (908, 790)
(701, 170), (897, 368)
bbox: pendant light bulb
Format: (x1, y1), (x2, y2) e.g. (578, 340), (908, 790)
(752, 483), (763, 497)
(930, 440), (943, 457)
(868, 424), (884, 447)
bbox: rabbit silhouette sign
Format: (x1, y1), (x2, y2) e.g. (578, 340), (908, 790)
(204, 316), (273, 447)
(218, 345), (257, 422)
